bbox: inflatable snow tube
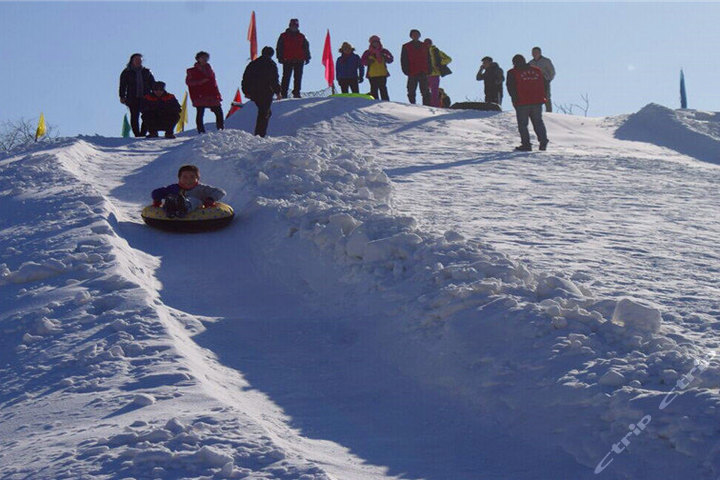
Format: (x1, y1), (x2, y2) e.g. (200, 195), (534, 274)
(141, 202), (235, 233)
(450, 102), (502, 112)
(330, 93), (375, 100)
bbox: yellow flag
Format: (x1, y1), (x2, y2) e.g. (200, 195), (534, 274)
(176, 92), (188, 133)
(35, 113), (46, 141)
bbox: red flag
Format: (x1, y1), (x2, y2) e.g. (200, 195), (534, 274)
(322, 29), (335, 88)
(226, 89), (243, 119)
(247, 11), (258, 61)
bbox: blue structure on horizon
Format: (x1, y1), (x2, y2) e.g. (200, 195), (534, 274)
(680, 69), (688, 109)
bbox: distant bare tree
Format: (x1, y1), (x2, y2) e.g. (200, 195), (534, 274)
(0, 117), (58, 153)
(554, 93), (590, 117)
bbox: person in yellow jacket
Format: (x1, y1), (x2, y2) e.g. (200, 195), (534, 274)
(424, 38), (452, 107)
(361, 35), (394, 101)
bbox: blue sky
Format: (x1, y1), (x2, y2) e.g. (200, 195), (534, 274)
(1, 1), (719, 137)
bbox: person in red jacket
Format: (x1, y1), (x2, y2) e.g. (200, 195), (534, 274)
(185, 51), (224, 134)
(506, 54), (549, 151)
(276, 18), (311, 99)
(400, 29), (431, 106)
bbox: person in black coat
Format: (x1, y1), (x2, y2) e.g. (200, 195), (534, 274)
(141, 82), (182, 139)
(119, 53), (155, 137)
(476, 56), (504, 106)
(242, 46), (281, 138)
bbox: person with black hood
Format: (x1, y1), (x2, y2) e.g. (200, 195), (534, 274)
(400, 29), (431, 105)
(476, 56), (504, 106)
(506, 54), (549, 152)
(119, 53), (155, 137)
(242, 46), (281, 138)
(276, 18), (311, 99)
(141, 81), (181, 139)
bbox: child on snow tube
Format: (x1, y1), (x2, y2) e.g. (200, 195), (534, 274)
(151, 164), (225, 218)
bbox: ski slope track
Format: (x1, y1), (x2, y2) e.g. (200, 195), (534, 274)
(1, 98), (719, 480)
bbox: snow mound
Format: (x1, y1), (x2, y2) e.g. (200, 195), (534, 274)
(3, 97), (720, 479)
(615, 103), (720, 164)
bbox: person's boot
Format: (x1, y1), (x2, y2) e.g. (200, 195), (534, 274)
(539, 139), (549, 151)
(147, 131), (159, 138)
(165, 132), (176, 139)
(515, 144), (532, 152)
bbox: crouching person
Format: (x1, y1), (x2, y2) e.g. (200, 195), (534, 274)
(151, 164), (226, 218)
(142, 81), (182, 139)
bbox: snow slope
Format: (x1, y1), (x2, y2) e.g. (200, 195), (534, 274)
(1, 98), (720, 480)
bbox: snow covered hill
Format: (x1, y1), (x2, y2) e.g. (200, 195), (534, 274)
(1, 98), (719, 480)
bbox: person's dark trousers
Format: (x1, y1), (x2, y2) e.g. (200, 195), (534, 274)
(125, 97), (147, 137)
(406, 74), (430, 105)
(515, 104), (548, 147)
(196, 106), (224, 133)
(281, 61), (304, 98)
(485, 90), (503, 106)
(369, 77), (389, 100)
(143, 113), (180, 137)
(338, 78), (359, 94)
(544, 81), (552, 112)
(253, 96), (274, 137)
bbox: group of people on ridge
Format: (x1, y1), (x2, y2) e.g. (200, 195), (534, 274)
(119, 51), (224, 139)
(121, 18), (556, 150)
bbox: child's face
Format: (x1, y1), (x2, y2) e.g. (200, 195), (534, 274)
(179, 170), (199, 189)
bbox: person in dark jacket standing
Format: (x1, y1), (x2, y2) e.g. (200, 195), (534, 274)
(185, 51), (224, 134)
(242, 46), (281, 138)
(119, 53), (155, 137)
(276, 18), (310, 99)
(335, 42), (364, 94)
(506, 54), (549, 152)
(476, 56), (504, 106)
(400, 29), (431, 106)
(141, 81), (182, 139)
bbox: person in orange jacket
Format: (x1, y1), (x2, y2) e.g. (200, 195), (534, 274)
(141, 81), (181, 139)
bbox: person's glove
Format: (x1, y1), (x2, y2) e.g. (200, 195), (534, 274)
(358, 76), (364, 84)
(203, 197), (216, 208)
(152, 199), (162, 207)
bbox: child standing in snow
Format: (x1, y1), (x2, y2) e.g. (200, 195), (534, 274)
(151, 165), (226, 218)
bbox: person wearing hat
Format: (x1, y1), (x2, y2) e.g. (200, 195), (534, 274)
(400, 29), (431, 106)
(506, 54), (549, 151)
(361, 35), (393, 101)
(335, 42), (364, 94)
(141, 81), (182, 139)
(119, 53), (155, 137)
(276, 18), (311, 98)
(185, 51), (224, 134)
(242, 46), (281, 137)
